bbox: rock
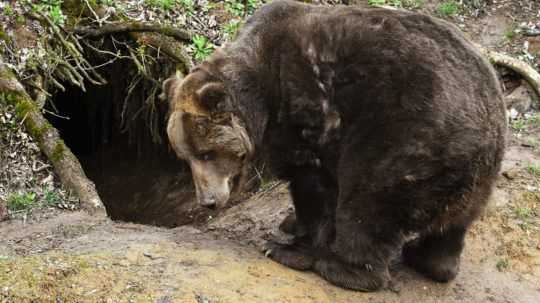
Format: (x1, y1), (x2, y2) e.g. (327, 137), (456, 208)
(502, 169), (519, 180)
(505, 82), (538, 114)
(0, 201), (8, 222)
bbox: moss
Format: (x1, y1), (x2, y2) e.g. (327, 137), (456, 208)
(61, 0), (96, 26)
(13, 99), (38, 120)
(0, 67), (16, 82)
(0, 30), (11, 43)
(52, 141), (67, 163)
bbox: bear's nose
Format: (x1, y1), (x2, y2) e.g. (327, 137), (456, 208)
(200, 197), (217, 209)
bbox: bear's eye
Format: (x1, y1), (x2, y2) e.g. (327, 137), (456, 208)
(196, 151), (215, 161)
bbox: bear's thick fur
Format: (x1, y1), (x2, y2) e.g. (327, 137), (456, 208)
(163, 0), (506, 291)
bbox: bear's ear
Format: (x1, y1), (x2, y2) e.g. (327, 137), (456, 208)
(159, 71), (184, 101)
(196, 82), (233, 112)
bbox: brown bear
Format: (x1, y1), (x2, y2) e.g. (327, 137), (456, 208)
(162, 0), (506, 291)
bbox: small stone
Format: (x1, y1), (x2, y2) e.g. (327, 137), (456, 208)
(502, 169), (519, 180)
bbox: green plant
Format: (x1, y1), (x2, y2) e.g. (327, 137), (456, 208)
(7, 192), (37, 211)
(3, 4), (14, 16)
(34, 0), (66, 26)
(48, 5), (65, 25)
(514, 206), (533, 219)
(202, 2), (217, 12)
(368, 0), (386, 6)
(496, 258), (508, 271)
(437, 1), (459, 17)
(225, 0), (245, 17)
(246, 0), (263, 14)
(511, 119), (526, 131)
(528, 113), (540, 125)
(178, 0), (194, 13)
(15, 15), (26, 25)
(43, 188), (61, 206)
(504, 24), (518, 41)
(223, 19), (241, 39)
(192, 34), (214, 61)
(526, 164), (540, 177)
(145, 0), (176, 11)
(403, 0), (424, 9)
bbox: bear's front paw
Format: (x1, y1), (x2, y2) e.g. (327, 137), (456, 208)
(314, 258), (390, 292)
(262, 241), (315, 271)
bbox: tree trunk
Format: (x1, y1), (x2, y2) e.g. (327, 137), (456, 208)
(0, 62), (106, 216)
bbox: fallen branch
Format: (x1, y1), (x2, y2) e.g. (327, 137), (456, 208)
(479, 46), (540, 103)
(73, 22), (192, 42)
(0, 61), (106, 216)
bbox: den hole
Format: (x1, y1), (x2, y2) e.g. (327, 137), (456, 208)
(43, 58), (207, 227)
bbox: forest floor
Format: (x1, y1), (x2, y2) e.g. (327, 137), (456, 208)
(1, 0), (540, 302)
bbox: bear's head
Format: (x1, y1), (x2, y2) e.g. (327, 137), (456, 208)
(162, 68), (254, 208)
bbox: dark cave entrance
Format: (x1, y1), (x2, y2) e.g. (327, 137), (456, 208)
(44, 57), (206, 227)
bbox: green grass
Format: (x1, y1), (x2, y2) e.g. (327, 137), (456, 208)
(437, 1), (460, 17)
(526, 164), (540, 177)
(191, 34), (214, 61)
(7, 192), (37, 212)
(514, 206), (534, 219)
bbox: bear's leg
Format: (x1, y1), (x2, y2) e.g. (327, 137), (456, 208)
(265, 165), (337, 270)
(402, 224), (466, 282)
(313, 205), (396, 291)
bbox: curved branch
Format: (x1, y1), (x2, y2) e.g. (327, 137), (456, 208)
(0, 62), (107, 216)
(73, 22), (192, 42)
(480, 47), (540, 101)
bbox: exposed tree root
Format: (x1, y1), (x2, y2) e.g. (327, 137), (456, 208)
(0, 62), (107, 216)
(73, 22), (192, 42)
(480, 47), (540, 102)
(131, 33), (193, 72)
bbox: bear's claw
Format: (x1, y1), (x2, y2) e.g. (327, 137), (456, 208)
(262, 241), (315, 270)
